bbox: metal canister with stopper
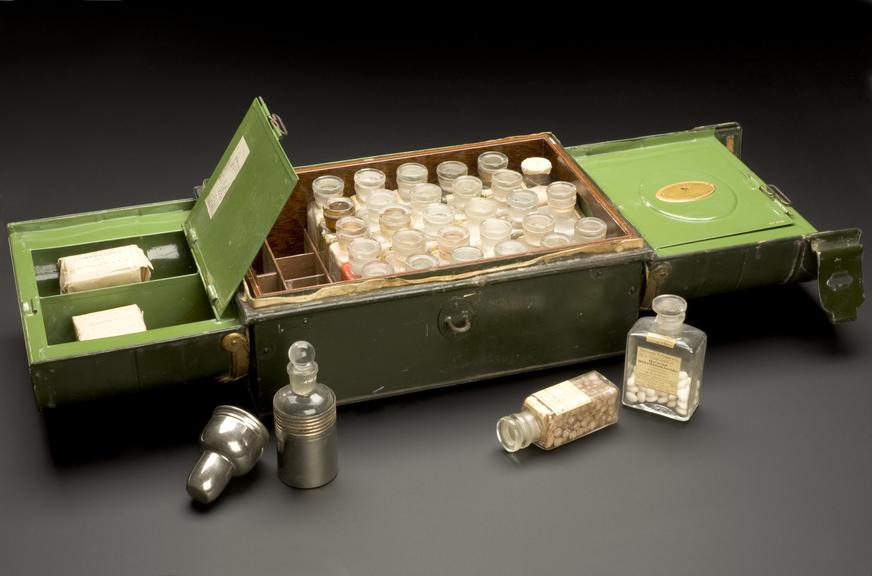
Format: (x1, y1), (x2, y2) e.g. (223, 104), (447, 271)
(273, 341), (338, 489)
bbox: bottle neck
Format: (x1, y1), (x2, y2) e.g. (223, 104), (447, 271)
(287, 361), (318, 396)
(497, 410), (541, 452)
(653, 313), (685, 335)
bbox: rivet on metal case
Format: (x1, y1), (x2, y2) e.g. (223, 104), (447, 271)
(186, 405), (269, 504)
(273, 341), (338, 489)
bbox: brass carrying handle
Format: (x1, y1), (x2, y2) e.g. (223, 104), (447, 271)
(219, 332), (250, 382)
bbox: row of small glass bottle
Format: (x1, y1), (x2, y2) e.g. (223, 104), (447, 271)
(309, 151), (610, 279)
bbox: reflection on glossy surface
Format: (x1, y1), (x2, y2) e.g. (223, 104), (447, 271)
(186, 405), (269, 504)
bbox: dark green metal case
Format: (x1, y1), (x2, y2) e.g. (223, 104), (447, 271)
(7, 100), (864, 412)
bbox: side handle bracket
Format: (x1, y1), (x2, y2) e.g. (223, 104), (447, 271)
(809, 228), (864, 323)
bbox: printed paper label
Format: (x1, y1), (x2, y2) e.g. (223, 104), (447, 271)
(530, 379), (591, 416)
(634, 347), (682, 395)
(205, 136), (250, 219)
(646, 333), (676, 348)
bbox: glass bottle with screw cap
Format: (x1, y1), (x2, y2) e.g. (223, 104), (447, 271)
(497, 371), (619, 452)
(273, 341), (338, 488)
(623, 294), (706, 421)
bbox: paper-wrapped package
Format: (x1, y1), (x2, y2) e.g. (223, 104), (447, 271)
(58, 245), (153, 293)
(72, 304), (147, 341)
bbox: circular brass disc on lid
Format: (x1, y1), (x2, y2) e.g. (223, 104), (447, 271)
(655, 180), (716, 203)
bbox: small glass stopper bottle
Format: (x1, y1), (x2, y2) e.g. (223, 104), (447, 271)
(464, 197), (498, 244)
(322, 197), (355, 232)
(436, 224), (470, 259)
(273, 341), (338, 489)
(497, 371), (619, 452)
(574, 216), (608, 244)
(479, 218), (512, 257)
(506, 188), (539, 225)
(436, 160), (468, 192)
(522, 213), (555, 246)
(378, 204), (411, 242)
(348, 237), (382, 277)
(450, 245), (483, 263)
(364, 189), (396, 231)
(406, 253), (440, 270)
(422, 203), (456, 240)
(409, 183), (443, 227)
(452, 175), (483, 210)
(477, 151), (509, 186)
(396, 162), (428, 201)
(312, 175), (345, 208)
(490, 169), (523, 203)
(623, 294), (706, 421)
(521, 157), (553, 188)
(494, 239), (527, 257)
(353, 168), (386, 204)
(335, 216), (368, 250)
(361, 260), (394, 278)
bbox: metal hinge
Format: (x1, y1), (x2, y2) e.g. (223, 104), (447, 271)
(809, 228), (864, 323)
(693, 122), (743, 158)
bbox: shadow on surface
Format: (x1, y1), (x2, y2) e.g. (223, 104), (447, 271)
(41, 377), (256, 469)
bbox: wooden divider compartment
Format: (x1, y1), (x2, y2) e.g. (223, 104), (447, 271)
(246, 132), (640, 299)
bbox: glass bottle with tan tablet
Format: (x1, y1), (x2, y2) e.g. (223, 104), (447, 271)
(497, 371), (620, 453)
(622, 294), (706, 421)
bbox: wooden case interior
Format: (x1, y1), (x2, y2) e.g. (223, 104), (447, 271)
(247, 133), (637, 298)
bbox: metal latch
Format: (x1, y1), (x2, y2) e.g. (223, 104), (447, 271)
(219, 331), (250, 382)
(809, 229), (864, 323)
(760, 183), (792, 214)
(270, 114), (288, 139)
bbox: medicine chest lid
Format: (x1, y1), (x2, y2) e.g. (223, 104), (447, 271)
(184, 97), (298, 318)
(574, 135), (794, 252)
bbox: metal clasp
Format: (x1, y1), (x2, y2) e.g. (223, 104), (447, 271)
(219, 331), (250, 382)
(270, 114), (288, 139)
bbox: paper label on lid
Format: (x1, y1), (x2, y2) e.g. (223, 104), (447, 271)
(205, 136), (250, 219)
(634, 346), (681, 395)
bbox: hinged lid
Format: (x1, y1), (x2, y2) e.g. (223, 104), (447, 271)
(185, 97), (297, 317)
(574, 134), (795, 253)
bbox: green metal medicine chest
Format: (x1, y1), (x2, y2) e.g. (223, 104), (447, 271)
(7, 97), (864, 412)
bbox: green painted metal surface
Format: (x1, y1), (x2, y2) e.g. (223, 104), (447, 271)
(185, 97), (297, 317)
(243, 251), (648, 411)
(6, 110), (863, 411)
(569, 130), (816, 257)
(7, 199), (242, 409)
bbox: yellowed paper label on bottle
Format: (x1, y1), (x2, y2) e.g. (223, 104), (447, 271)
(528, 378), (591, 417)
(646, 333), (676, 348)
(72, 304), (147, 341)
(58, 245), (153, 294)
(206, 136), (250, 219)
(634, 347), (682, 395)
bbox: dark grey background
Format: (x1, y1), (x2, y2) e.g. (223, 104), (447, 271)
(1, 6), (870, 575)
